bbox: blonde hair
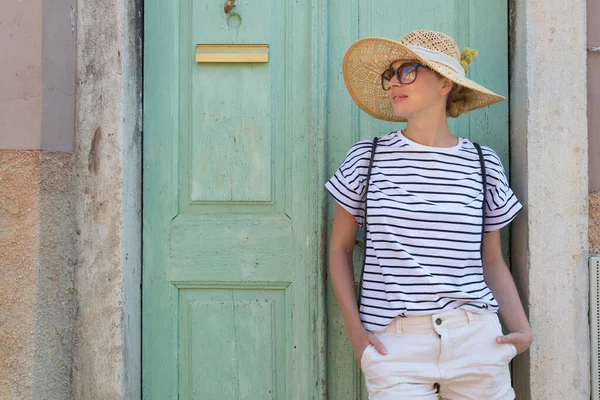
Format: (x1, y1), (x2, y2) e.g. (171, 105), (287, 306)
(446, 84), (470, 118)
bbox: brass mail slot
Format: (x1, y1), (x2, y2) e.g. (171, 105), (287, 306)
(196, 44), (269, 63)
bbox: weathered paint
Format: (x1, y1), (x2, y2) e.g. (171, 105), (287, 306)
(120, 0), (144, 396)
(143, 0), (327, 398)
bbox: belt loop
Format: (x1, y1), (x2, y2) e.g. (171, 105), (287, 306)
(395, 316), (403, 336)
(465, 310), (474, 325)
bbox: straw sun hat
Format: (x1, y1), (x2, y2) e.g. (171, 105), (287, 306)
(342, 29), (506, 122)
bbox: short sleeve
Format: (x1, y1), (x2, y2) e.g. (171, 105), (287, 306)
(325, 140), (373, 225)
(483, 148), (523, 232)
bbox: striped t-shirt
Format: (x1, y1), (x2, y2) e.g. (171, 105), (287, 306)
(325, 130), (522, 332)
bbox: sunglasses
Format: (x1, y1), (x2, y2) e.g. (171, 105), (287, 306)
(381, 62), (434, 90)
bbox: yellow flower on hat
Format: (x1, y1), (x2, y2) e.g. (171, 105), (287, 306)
(460, 48), (478, 75)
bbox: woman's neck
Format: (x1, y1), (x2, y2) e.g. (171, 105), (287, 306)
(402, 116), (457, 148)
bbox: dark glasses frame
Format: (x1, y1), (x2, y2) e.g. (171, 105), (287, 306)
(380, 62), (434, 90)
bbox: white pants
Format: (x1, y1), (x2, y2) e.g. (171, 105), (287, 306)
(360, 308), (516, 400)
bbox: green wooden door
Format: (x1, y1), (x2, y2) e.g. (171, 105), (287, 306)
(144, 0), (508, 398)
(143, 0), (326, 399)
(325, 1), (509, 399)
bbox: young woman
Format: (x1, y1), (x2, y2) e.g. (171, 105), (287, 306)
(326, 30), (533, 399)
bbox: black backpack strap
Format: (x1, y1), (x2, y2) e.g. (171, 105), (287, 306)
(473, 143), (487, 258)
(357, 137), (379, 306)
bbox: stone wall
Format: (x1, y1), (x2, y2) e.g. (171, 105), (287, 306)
(509, 0), (589, 398)
(70, 0), (143, 397)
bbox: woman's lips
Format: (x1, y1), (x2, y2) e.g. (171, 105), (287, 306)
(392, 95), (408, 102)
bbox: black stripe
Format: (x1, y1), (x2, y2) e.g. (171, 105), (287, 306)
(368, 213), (483, 228)
(364, 262), (482, 270)
(366, 202), (483, 217)
(369, 235), (481, 245)
(368, 221), (479, 236)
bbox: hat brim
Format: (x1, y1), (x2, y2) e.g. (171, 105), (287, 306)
(342, 37), (506, 122)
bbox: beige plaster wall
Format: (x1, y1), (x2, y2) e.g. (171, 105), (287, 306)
(0, 1), (77, 398)
(0, 0), (142, 397)
(0, 0), (75, 152)
(0, 150), (75, 400)
(41, 0), (76, 152)
(0, 0), (43, 149)
(0, 151), (40, 399)
(33, 151), (76, 399)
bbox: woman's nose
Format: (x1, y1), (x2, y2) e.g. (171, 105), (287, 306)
(388, 73), (402, 87)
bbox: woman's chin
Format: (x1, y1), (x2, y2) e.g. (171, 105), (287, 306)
(391, 104), (426, 120)
(390, 104), (412, 119)
(392, 110), (411, 120)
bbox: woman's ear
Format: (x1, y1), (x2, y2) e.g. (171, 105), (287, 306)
(440, 79), (454, 96)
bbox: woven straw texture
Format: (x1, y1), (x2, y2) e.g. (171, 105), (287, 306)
(342, 30), (506, 122)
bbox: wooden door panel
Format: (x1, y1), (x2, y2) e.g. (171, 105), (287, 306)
(326, 1), (509, 398)
(180, 0), (286, 213)
(144, 0), (325, 398)
(178, 287), (286, 399)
